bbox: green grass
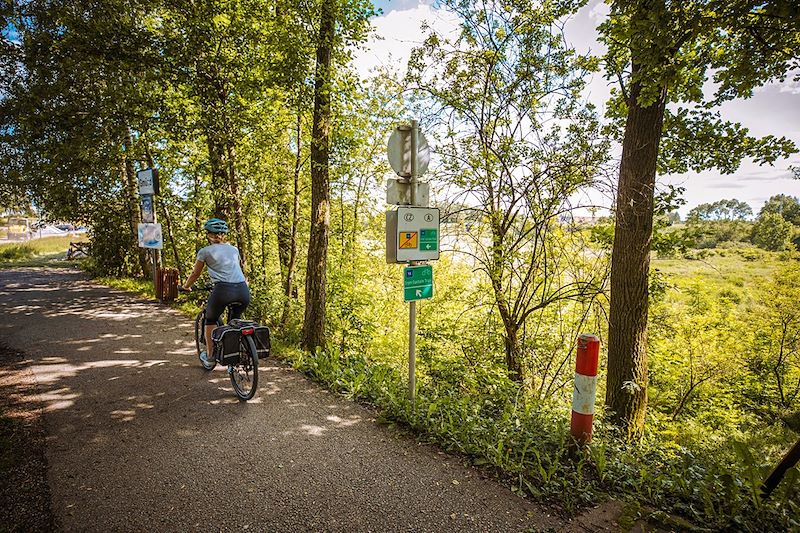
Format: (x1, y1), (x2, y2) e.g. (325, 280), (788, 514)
(653, 250), (782, 298)
(0, 235), (87, 268)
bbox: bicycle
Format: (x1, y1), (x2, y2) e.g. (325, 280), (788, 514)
(179, 283), (262, 401)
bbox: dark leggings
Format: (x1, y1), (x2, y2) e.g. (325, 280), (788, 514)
(205, 282), (250, 325)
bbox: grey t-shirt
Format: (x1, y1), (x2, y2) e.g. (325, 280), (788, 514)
(196, 243), (246, 284)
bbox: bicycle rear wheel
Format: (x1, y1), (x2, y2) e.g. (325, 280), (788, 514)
(229, 335), (258, 401)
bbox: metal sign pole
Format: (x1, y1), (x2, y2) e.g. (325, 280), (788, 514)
(408, 120), (419, 403)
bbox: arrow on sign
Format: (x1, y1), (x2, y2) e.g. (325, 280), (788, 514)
(416, 290), (422, 297)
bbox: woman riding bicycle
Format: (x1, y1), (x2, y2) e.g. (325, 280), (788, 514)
(181, 218), (250, 367)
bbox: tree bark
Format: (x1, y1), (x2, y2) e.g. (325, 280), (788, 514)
(302, 0), (335, 351)
(193, 172), (203, 252)
(122, 128), (149, 278)
(207, 137), (229, 220)
(279, 113), (302, 326)
(489, 217), (523, 381)
(606, 66), (668, 439)
(225, 141), (248, 272)
(161, 201), (183, 278)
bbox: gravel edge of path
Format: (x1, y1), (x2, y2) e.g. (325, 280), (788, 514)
(0, 342), (59, 533)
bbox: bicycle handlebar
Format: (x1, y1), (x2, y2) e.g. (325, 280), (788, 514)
(178, 283), (213, 293)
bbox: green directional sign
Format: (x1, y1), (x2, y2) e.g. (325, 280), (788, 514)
(419, 228), (438, 252)
(403, 265), (433, 302)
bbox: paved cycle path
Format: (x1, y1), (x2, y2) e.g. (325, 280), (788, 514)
(0, 268), (571, 532)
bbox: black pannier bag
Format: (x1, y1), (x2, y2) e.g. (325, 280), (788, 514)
(211, 325), (242, 365)
(227, 319), (271, 359)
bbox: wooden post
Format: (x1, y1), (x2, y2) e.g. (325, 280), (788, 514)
(762, 437), (800, 498)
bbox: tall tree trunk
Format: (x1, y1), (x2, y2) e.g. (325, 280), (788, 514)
(489, 218), (523, 381)
(193, 172), (203, 253)
(606, 66), (667, 439)
(280, 129), (301, 327)
(225, 141), (248, 272)
(207, 137), (229, 220)
(302, 0), (335, 351)
(501, 314), (523, 381)
(122, 128), (149, 278)
(277, 142), (293, 314)
(161, 202), (183, 278)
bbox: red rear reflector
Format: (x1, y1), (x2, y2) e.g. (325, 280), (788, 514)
(241, 328), (255, 335)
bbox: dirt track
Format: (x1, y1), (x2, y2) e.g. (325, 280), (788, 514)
(0, 268), (586, 532)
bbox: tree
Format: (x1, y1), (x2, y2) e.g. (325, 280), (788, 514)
(407, 0), (610, 381)
(160, 0), (309, 272)
(302, 0), (336, 351)
(685, 198), (753, 248)
(750, 263), (800, 413)
(752, 212), (793, 251)
(600, 0), (799, 437)
(301, 0), (376, 351)
(4, 0), (165, 276)
(0, 0), (25, 210)
(760, 194), (800, 225)
(686, 198), (752, 221)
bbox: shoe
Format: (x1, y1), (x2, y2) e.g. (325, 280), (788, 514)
(200, 351), (216, 370)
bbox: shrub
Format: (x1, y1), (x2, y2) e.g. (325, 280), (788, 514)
(0, 244), (35, 262)
(752, 213), (793, 251)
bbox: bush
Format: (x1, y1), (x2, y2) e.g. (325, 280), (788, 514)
(752, 213), (793, 251)
(0, 243), (35, 262)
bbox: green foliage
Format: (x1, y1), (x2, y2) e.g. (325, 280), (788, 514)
(0, 243), (35, 262)
(600, 0), (798, 173)
(687, 198), (753, 222)
(279, 329), (799, 530)
(406, 0), (610, 380)
(83, 197), (142, 277)
(760, 194), (800, 226)
(681, 198), (756, 249)
(752, 212), (795, 252)
(745, 261), (800, 417)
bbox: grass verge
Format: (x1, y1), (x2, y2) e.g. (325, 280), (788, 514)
(0, 235), (87, 269)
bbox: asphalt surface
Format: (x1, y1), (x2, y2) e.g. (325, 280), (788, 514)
(0, 268), (567, 532)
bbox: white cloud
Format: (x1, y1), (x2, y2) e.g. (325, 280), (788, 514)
(779, 80), (800, 95)
(354, 5), (460, 79)
(589, 0), (611, 22)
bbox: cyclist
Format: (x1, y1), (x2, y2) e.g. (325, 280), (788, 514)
(181, 218), (250, 367)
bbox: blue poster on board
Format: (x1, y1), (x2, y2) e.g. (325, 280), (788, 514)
(141, 195), (154, 223)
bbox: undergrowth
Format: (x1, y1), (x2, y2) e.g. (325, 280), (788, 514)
(0, 236), (87, 267)
(0, 244), (35, 262)
(281, 345), (800, 531)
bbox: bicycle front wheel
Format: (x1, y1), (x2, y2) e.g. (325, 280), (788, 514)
(230, 335), (258, 401)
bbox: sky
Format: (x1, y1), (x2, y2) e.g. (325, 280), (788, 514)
(358, 0), (800, 218)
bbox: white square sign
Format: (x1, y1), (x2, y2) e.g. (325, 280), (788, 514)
(386, 206), (439, 263)
(137, 169), (156, 196)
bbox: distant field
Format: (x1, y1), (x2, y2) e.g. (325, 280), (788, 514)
(0, 235), (87, 267)
(652, 249), (783, 307)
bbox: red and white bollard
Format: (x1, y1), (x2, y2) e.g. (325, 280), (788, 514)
(571, 334), (600, 445)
